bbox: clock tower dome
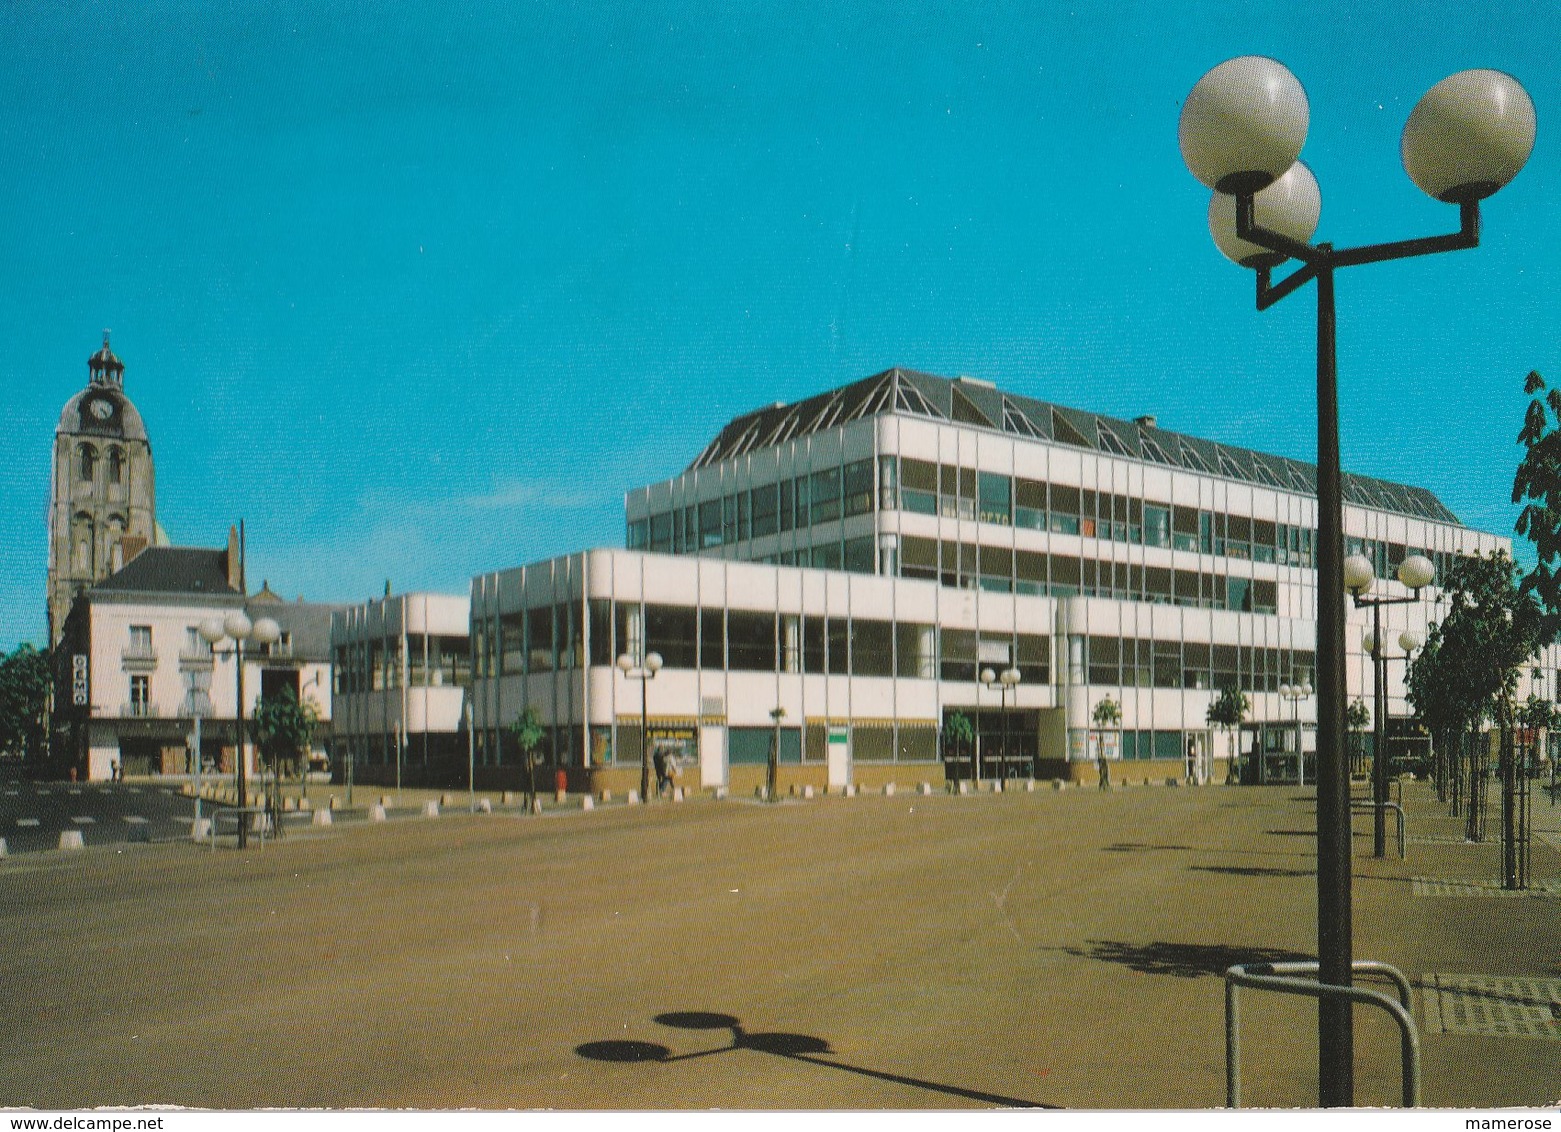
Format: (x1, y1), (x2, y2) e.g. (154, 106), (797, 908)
(47, 333), (158, 645)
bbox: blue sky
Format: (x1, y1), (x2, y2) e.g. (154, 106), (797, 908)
(2, 1), (1556, 649)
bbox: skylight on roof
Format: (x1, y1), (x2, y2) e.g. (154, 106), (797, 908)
(1139, 434), (1175, 465)
(1096, 424), (1133, 457)
(1179, 443), (1213, 474)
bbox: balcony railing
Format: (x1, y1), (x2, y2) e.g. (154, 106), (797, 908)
(120, 702), (159, 718)
(121, 646), (158, 665)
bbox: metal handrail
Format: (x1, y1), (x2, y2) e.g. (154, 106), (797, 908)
(1350, 799), (1407, 859)
(1226, 959), (1419, 1108)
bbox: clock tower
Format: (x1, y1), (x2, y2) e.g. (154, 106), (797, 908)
(47, 333), (158, 645)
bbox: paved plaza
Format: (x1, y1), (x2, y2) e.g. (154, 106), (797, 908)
(1, 779), (1558, 1110)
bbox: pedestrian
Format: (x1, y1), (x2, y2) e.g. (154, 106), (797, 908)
(653, 747), (669, 796)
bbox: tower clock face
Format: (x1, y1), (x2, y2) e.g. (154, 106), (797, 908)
(87, 397), (113, 421)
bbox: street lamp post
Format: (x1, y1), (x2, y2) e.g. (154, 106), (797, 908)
(199, 611), (281, 850)
(1180, 57), (1533, 1107)
(617, 651), (663, 802)
(1278, 680), (1313, 785)
(466, 700), (476, 813)
(1350, 552), (1435, 857)
(980, 666), (1022, 782)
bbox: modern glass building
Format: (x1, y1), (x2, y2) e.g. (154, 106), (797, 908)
(467, 368), (1546, 794)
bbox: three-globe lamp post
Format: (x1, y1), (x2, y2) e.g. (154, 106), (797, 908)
(1349, 553), (1435, 858)
(1180, 55), (1533, 1107)
(617, 650), (663, 803)
(198, 611), (281, 850)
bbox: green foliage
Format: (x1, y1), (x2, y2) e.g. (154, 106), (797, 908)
(1518, 695), (1554, 731)
(251, 687), (321, 777)
(509, 706), (545, 764)
(1091, 696), (1122, 729)
(1346, 699), (1372, 733)
(942, 710), (974, 754)
(1205, 685), (1249, 730)
(0, 643), (51, 765)
(1406, 550), (1544, 738)
(1514, 369), (1561, 635)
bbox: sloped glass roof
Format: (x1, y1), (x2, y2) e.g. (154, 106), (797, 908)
(686, 367), (1460, 524)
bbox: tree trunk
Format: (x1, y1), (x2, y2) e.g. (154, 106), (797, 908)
(1500, 706), (1519, 889)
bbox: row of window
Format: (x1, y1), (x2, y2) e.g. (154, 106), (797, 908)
(628, 453), (1464, 583)
(332, 634), (472, 693)
(896, 537), (1280, 611)
(76, 443), (128, 485)
(628, 458), (875, 552)
(1078, 636), (1315, 692)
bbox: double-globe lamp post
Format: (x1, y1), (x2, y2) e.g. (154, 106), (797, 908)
(980, 665), (1021, 782)
(1180, 56), (1534, 1108)
(199, 611), (281, 850)
(1347, 554), (1434, 859)
(617, 650), (663, 802)
(1278, 679), (1313, 786)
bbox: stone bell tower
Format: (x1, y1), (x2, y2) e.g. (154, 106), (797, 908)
(47, 333), (158, 645)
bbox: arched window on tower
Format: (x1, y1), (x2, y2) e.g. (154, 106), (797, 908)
(107, 447), (124, 485)
(78, 444), (97, 483)
(72, 512), (93, 571)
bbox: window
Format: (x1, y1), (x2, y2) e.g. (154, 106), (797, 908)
(842, 459), (873, 517)
(527, 606), (555, 673)
(699, 500), (722, 549)
(500, 612), (527, 674)
(107, 447), (124, 485)
(1049, 485), (1080, 534)
(130, 674), (150, 715)
(941, 628), (977, 683)
(128, 625), (152, 656)
(810, 467), (841, 524)
(978, 472), (1012, 525)
(700, 608), (726, 670)
(901, 535), (938, 581)
(1015, 478), (1046, 530)
(896, 622), (935, 679)
(1088, 636), (1119, 686)
(78, 444), (97, 482)
(627, 519), (648, 549)
(645, 604), (697, 668)
(851, 620), (894, 677)
(728, 610), (777, 671)
(803, 616), (827, 674)
(1143, 504), (1171, 548)
(648, 513), (672, 553)
(843, 536), (875, 575)
(751, 483), (778, 538)
(901, 458), (937, 515)
(1017, 634), (1050, 684)
(590, 600), (613, 666)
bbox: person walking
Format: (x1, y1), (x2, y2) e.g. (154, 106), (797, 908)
(653, 747), (669, 797)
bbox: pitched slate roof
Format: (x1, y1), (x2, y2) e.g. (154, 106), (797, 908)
(92, 547), (239, 597)
(687, 367), (1459, 525)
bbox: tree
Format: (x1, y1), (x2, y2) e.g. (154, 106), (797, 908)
(1206, 685), (1249, 783)
(1346, 698), (1372, 778)
(252, 687), (321, 780)
(942, 711), (974, 783)
(1514, 370), (1561, 639)
(1091, 696), (1121, 789)
(0, 643), (51, 771)
(1405, 550), (1543, 867)
(509, 706), (544, 810)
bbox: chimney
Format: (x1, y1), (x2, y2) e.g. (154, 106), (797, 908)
(226, 525), (242, 592)
(1135, 415), (1158, 430)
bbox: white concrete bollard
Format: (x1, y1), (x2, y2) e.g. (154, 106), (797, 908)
(380, 795), (393, 807)
(1025, 779), (1037, 793)
(191, 818), (211, 841)
(756, 785), (767, 800)
(531, 799), (543, 814)
(477, 798), (492, 813)
(919, 782), (933, 796)
(673, 787), (685, 802)
(957, 781), (970, 796)
(884, 782), (896, 797)
(1052, 780), (1067, 791)
(601, 790), (613, 803)
(329, 794), (340, 810)
(993, 780), (1004, 794)
(59, 830), (84, 850)
(581, 795), (594, 811)
(422, 800), (440, 818)
(843, 784), (857, 798)
(0, 836), (8, 857)
(298, 797), (311, 812)
(251, 812), (273, 835)
(627, 790), (641, 805)
(714, 786), (728, 800)
(440, 793), (454, 806)
(370, 804), (387, 822)
(555, 790), (567, 804)
(502, 791), (516, 805)
(283, 797), (297, 812)
(312, 809), (332, 827)
(802, 785), (815, 799)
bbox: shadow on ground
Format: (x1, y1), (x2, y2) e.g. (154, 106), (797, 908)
(1190, 864), (1315, 878)
(575, 1010), (1055, 1108)
(1053, 940), (1313, 978)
